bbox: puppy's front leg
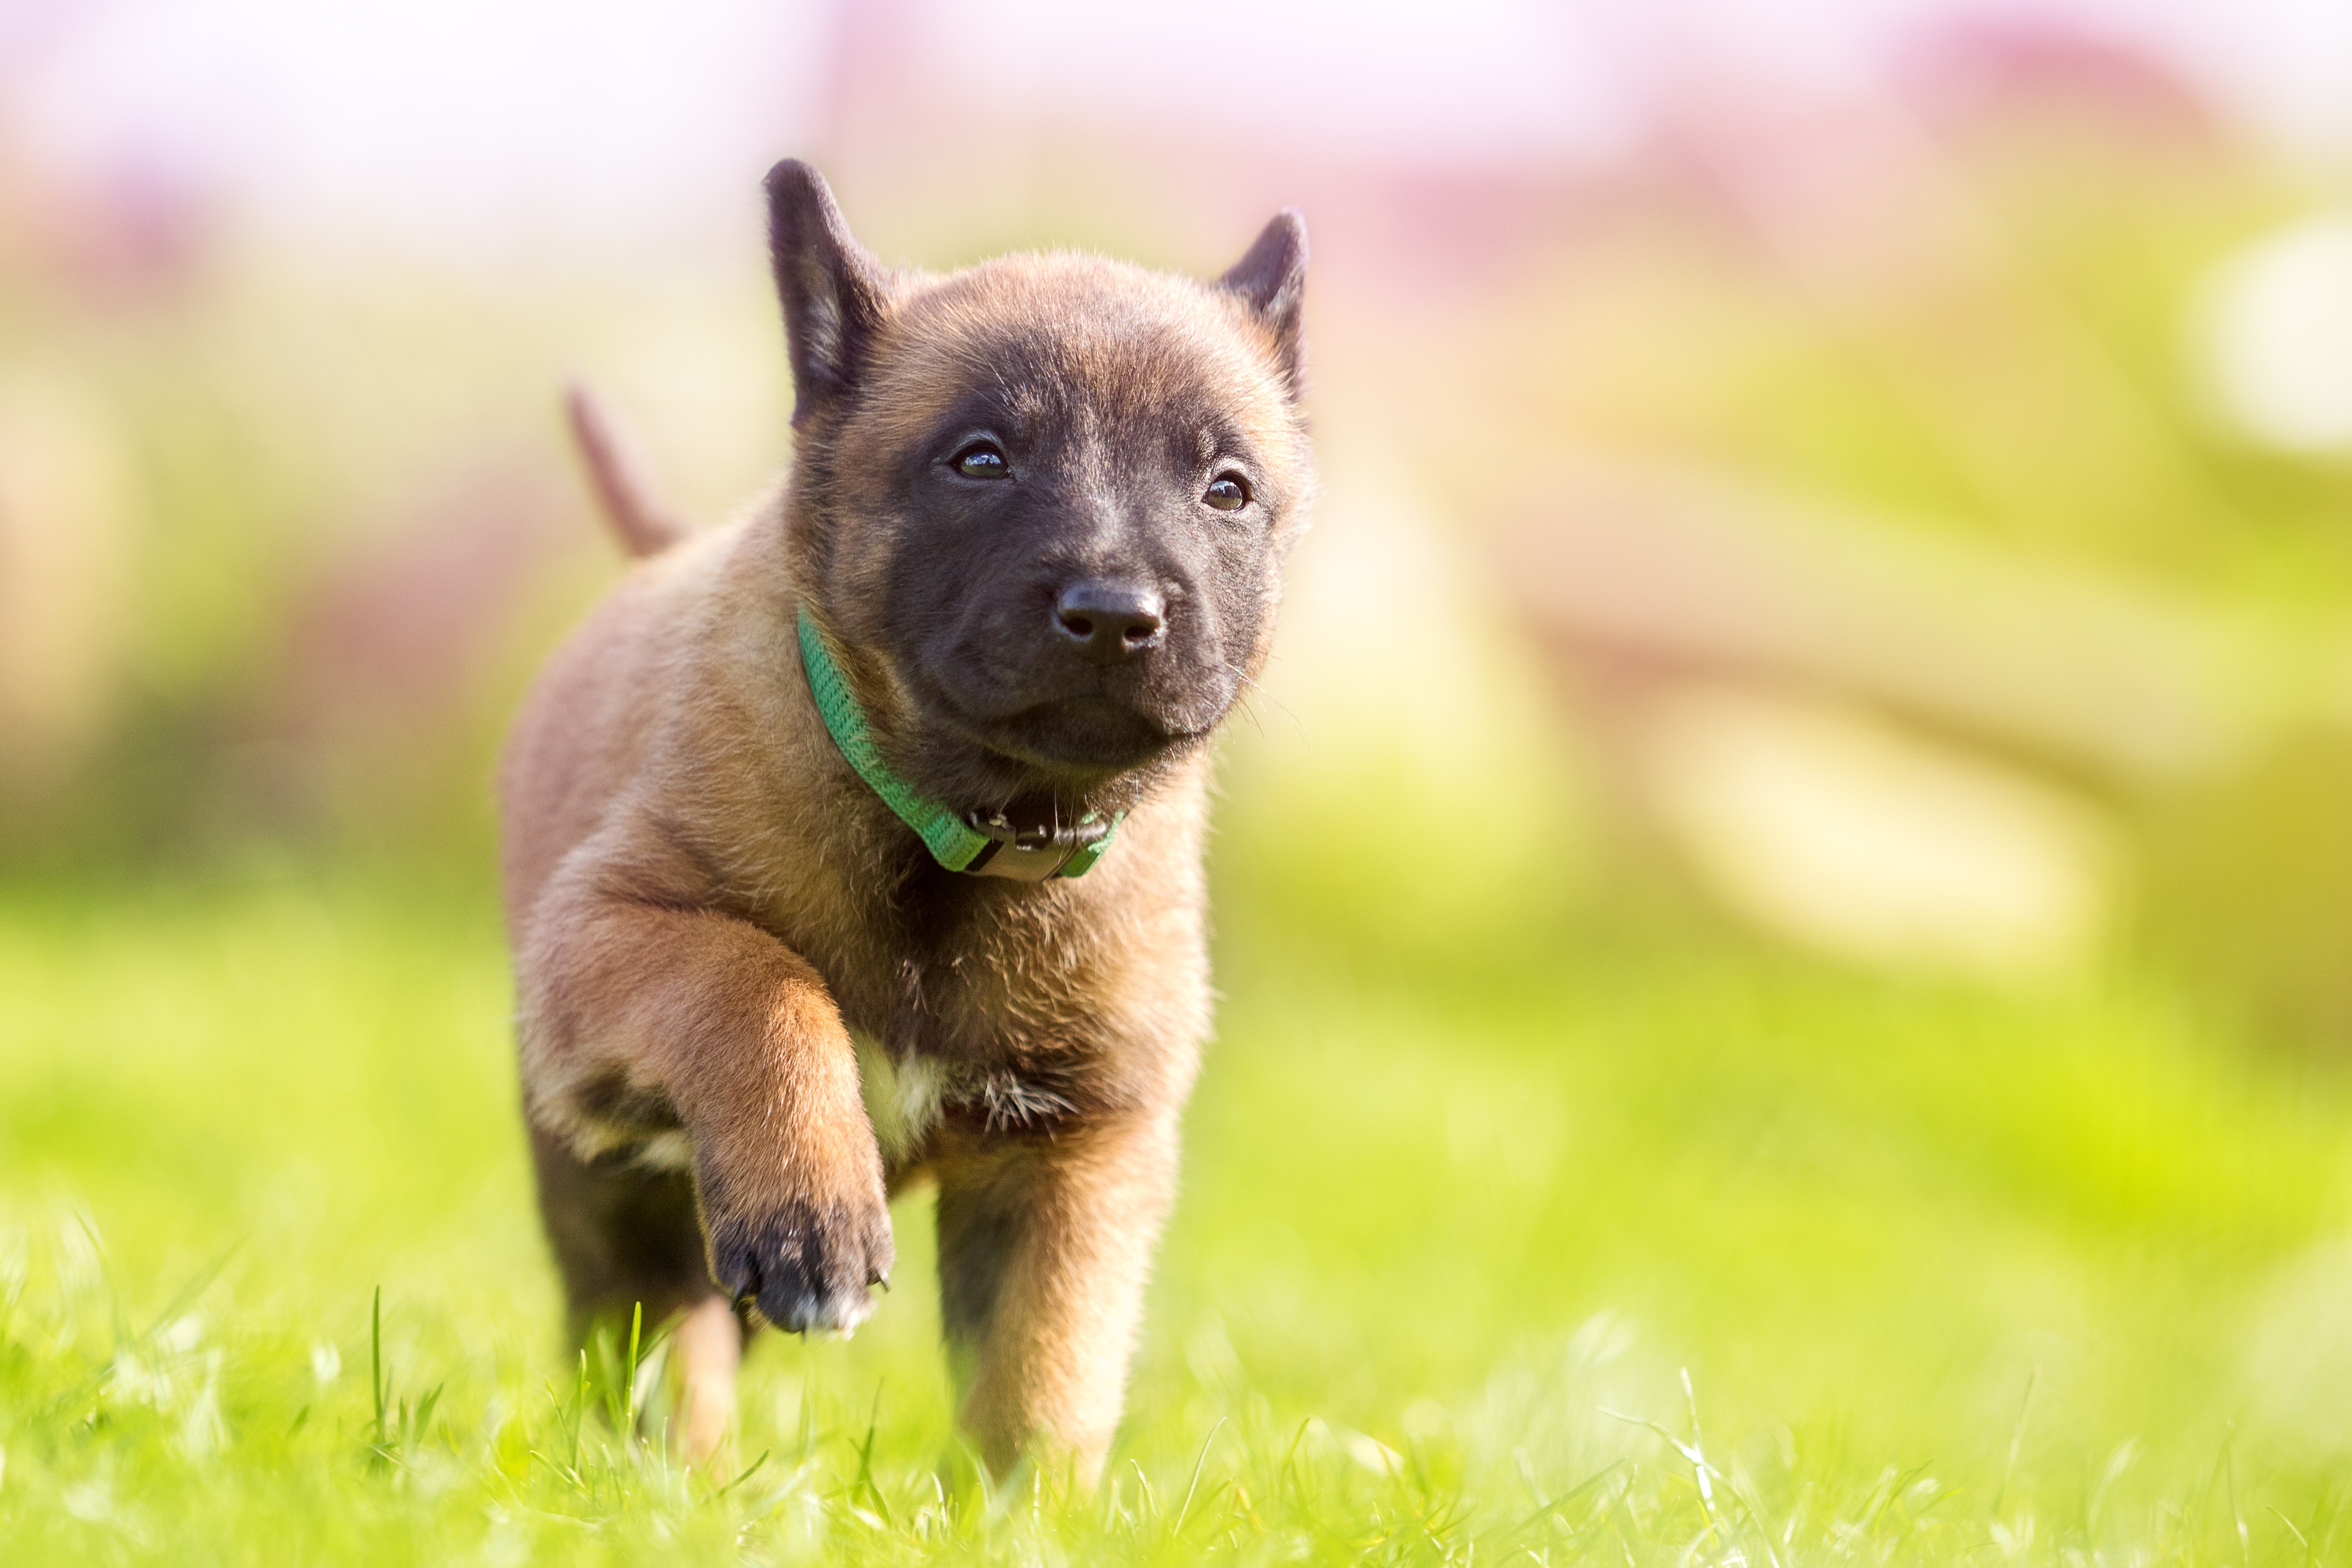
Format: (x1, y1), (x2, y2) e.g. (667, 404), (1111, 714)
(519, 876), (895, 1337)
(932, 1114), (1180, 1484)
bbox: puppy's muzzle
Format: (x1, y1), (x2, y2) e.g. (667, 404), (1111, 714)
(1053, 580), (1165, 666)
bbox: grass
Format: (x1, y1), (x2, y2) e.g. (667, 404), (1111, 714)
(5, 869), (2352, 1564)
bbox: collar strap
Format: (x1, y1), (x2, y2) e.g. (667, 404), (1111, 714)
(796, 605), (1120, 881)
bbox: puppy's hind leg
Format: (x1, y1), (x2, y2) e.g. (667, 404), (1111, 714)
(528, 1127), (743, 1463)
(669, 1294), (745, 1463)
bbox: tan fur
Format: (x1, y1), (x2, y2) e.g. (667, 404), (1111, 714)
(564, 381), (691, 559)
(503, 203), (1309, 1482)
(671, 1295), (742, 1462)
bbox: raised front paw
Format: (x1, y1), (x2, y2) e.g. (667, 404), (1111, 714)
(697, 1161), (895, 1335)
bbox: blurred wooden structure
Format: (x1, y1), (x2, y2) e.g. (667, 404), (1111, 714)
(1499, 463), (2352, 1033)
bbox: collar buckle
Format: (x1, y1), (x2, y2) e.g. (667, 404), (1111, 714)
(958, 812), (1112, 881)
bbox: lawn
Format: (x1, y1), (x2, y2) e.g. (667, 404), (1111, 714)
(4, 869), (2352, 1564)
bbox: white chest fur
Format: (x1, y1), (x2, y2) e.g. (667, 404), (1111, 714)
(855, 1030), (944, 1165)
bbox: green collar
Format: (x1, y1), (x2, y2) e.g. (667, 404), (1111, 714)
(796, 605), (1119, 881)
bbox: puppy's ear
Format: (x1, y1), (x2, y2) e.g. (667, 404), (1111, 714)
(764, 159), (889, 428)
(1219, 209), (1308, 398)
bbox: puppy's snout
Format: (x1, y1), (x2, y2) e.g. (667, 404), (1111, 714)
(1054, 580), (1165, 665)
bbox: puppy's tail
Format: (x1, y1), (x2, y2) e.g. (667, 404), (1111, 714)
(564, 380), (691, 559)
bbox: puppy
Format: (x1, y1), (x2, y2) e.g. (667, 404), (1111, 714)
(500, 160), (1313, 1478)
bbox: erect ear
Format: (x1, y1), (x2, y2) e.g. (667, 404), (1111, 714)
(1219, 208), (1308, 398)
(764, 159), (889, 429)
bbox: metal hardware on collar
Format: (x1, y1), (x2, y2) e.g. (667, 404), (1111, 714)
(796, 603), (1122, 882)
(959, 810), (1114, 880)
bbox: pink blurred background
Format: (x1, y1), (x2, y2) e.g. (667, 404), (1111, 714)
(8, 0), (2352, 1028)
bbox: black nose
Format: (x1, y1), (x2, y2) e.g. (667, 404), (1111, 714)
(1054, 580), (1165, 665)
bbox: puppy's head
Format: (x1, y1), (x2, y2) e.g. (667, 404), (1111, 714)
(766, 160), (1314, 822)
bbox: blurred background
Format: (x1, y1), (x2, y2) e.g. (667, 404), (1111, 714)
(10, 0), (2352, 1033)
(20, 1), (2352, 1555)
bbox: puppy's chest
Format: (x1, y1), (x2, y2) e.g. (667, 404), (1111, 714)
(853, 1028), (1080, 1168)
(854, 1029), (945, 1166)
(810, 893), (1135, 1145)
(847, 1018), (1112, 1170)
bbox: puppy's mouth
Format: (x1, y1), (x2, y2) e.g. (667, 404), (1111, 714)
(909, 668), (1198, 776)
(969, 695), (1180, 774)
(900, 654), (1232, 787)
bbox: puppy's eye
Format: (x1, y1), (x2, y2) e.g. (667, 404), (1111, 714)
(952, 441), (1010, 479)
(1203, 475), (1251, 511)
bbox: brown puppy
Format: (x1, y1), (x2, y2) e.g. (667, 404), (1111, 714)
(500, 160), (1312, 1479)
